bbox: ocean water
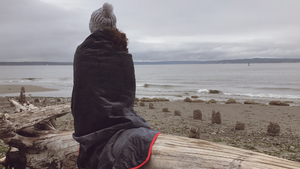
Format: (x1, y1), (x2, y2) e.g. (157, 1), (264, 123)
(0, 63), (299, 106)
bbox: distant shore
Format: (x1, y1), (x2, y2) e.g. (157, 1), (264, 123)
(0, 58), (300, 66)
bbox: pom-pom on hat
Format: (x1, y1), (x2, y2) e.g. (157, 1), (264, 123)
(89, 3), (117, 33)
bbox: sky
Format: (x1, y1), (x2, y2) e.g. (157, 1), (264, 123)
(1, 0), (300, 62)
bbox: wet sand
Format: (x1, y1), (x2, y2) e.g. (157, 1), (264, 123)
(0, 85), (58, 95)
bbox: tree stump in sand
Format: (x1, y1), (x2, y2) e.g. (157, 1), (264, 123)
(235, 121), (245, 130)
(193, 109), (202, 120)
(149, 103), (154, 109)
(139, 102), (145, 106)
(267, 122), (280, 136)
(19, 86), (26, 104)
(1, 98), (300, 168)
(188, 127), (200, 139)
(174, 110), (181, 116)
(212, 110), (221, 124)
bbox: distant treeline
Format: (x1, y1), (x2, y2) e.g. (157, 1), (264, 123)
(134, 58), (300, 65)
(0, 58), (299, 65)
(0, 62), (73, 66)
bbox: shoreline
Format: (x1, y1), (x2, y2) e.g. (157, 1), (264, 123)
(0, 85), (58, 95)
(0, 83), (299, 106)
(0, 84), (299, 107)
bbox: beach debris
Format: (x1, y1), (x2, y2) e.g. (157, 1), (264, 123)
(56, 98), (61, 102)
(0, 98), (75, 168)
(212, 110), (221, 124)
(21, 86), (25, 93)
(269, 100), (289, 106)
(162, 108), (169, 112)
(9, 98), (29, 112)
(174, 110), (181, 116)
(156, 98), (169, 101)
(41, 98), (48, 107)
(183, 97), (192, 102)
(193, 99), (204, 103)
(8, 98), (55, 132)
(149, 103), (154, 109)
(193, 109), (202, 120)
(140, 97), (169, 102)
(19, 86), (26, 104)
(244, 100), (259, 105)
(134, 97), (139, 105)
(140, 97), (152, 102)
(235, 121), (245, 130)
(34, 98), (40, 103)
(188, 127), (200, 139)
(0, 113), (10, 120)
(191, 96), (199, 98)
(267, 122), (280, 136)
(207, 99), (217, 104)
(139, 102), (145, 107)
(209, 90), (220, 94)
(225, 98), (236, 104)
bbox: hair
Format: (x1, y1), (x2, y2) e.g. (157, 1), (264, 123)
(104, 28), (128, 51)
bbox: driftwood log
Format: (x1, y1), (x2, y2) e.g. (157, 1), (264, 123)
(0, 99), (77, 169)
(1, 99), (300, 169)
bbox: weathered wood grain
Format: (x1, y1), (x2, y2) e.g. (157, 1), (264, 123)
(141, 134), (300, 169)
(0, 101), (74, 169)
(0, 103), (70, 138)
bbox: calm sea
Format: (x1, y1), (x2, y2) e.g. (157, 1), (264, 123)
(0, 63), (299, 106)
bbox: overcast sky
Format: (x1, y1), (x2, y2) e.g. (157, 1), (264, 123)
(1, 0), (300, 62)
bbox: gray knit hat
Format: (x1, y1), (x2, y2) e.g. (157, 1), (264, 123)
(89, 3), (117, 33)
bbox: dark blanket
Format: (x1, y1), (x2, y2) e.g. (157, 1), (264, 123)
(71, 30), (159, 169)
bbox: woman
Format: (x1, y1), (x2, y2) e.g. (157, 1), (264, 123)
(71, 3), (159, 169)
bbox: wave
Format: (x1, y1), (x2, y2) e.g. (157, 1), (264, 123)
(21, 78), (42, 81)
(137, 83), (178, 88)
(198, 89), (209, 93)
(197, 89), (223, 94)
(1, 77), (73, 88)
(196, 88), (300, 100)
(258, 87), (300, 92)
(224, 92), (300, 100)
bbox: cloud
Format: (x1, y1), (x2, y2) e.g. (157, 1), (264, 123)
(0, 0), (87, 61)
(131, 39), (300, 61)
(1, 0), (300, 62)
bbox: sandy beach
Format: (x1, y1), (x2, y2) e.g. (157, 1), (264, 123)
(0, 85), (58, 95)
(0, 86), (299, 163)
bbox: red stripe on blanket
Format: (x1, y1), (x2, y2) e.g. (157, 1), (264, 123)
(129, 132), (161, 169)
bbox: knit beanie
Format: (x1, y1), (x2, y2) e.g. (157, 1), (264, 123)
(89, 3), (117, 33)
